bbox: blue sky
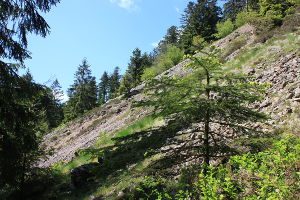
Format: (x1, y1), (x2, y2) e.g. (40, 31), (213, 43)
(24, 0), (222, 99)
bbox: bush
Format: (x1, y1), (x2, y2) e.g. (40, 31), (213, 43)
(129, 177), (172, 199)
(252, 16), (276, 43)
(215, 19), (235, 39)
(235, 11), (275, 43)
(280, 7), (300, 32)
(235, 11), (260, 27)
(141, 45), (184, 81)
(133, 136), (300, 199)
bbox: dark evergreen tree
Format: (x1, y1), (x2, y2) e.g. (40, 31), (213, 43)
(108, 67), (121, 99)
(98, 71), (109, 105)
(51, 79), (64, 104)
(64, 59), (97, 120)
(127, 48), (152, 87)
(0, 0), (60, 196)
(223, 0), (259, 20)
(128, 48), (144, 87)
(155, 26), (180, 56)
(180, 0), (221, 53)
(164, 26), (180, 45)
(47, 79), (64, 128)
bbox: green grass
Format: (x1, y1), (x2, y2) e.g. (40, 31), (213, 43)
(226, 31), (300, 71)
(47, 115), (166, 199)
(53, 116), (163, 173)
(94, 132), (114, 148)
(114, 116), (164, 139)
(52, 153), (93, 174)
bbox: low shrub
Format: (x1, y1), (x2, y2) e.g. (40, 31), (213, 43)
(280, 7), (300, 32)
(235, 11), (260, 28)
(141, 45), (184, 81)
(215, 19), (235, 39)
(129, 136), (300, 199)
(128, 176), (172, 199)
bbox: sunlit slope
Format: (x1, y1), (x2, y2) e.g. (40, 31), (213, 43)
(40, 24), (300, 170)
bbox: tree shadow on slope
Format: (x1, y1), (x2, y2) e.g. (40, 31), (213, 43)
(51, 120), (185, 199)
(94, 120), (183, 176)
(53, 118), (268, 200)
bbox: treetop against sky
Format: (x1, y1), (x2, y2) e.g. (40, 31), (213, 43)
(24, 0), (225, 97)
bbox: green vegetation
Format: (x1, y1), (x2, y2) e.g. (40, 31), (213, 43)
(141, 49), (267, 166)
(130, 135), (300, 199)
(114, 116), (163, 139)
(227, 31), (300, 69)
(180, 0), (221, 53)
(221, 36), (247, 59)
(215, 19), (235, 39)
(235, 11), (261, 27)
(0, 0), (61, 197)
(1, 0), (299, 199)
(63, 59), (98, 121)
(223, 0), (260, 21)
(142, 45), (184, 81)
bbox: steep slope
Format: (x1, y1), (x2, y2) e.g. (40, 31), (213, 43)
(40, 95), (149, 167)
(40, 24), (300, 171)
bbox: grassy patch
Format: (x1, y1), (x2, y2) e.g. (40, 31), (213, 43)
(226, 31), (300, 71)
(94, 132), (114, 148)
(114, 116), (164, 139)
(52, 153), (94, 174)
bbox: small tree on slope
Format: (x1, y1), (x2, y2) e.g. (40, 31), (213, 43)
(139, 48), (267, 172)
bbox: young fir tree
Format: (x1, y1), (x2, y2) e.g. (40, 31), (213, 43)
(0, 0), (60, 196)
(64, 59), (97, 120)
(98, 71), (109, 105)
(140, 48), (267, 172)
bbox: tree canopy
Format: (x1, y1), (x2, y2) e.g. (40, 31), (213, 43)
(64, 59), (97, 121)
(0, 0), (60, 196)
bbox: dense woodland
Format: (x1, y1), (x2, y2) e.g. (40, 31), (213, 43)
(0, 0), (300, 199)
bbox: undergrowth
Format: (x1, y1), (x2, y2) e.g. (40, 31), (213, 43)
(127, 135), (300, 200)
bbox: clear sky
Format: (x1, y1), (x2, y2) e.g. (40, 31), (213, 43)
(24, 0), (222, 99)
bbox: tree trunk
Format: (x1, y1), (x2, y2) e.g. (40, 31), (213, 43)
(19, 153), (27, 199)
(204, 108), (210, 166)
(203, 68), (210, 174)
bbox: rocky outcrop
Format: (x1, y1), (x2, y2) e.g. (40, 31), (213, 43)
(254, 53), (300, 132)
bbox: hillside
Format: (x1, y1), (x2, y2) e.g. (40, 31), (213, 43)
(37, 22), (300, 199)
(40, 23), (299, 166)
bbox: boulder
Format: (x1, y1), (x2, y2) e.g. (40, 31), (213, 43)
(294, 87), (300, 98)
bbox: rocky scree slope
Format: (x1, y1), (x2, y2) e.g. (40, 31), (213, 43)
(39, 24), (300, 168)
